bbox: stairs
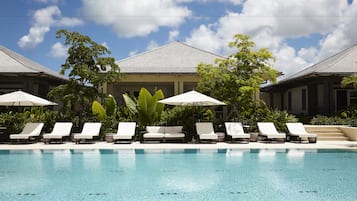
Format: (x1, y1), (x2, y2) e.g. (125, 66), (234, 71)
(304, 126), (349, 141)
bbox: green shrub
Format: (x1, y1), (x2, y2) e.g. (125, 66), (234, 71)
(0, 111), (28, 133)
(226, 102), (297, 132)
(310, 115), (351, 125)
(161, 106), (215, 136)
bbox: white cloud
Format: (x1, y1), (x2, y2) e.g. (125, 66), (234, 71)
(185, 24), (222, 53)
(33, 0), (59, 3)
(184, 0), (357, 75)
(50, 42), (67, 58)
(129, 50), (139, 56)
(18, 6), (83, 49)
(223, 0), (245, 5)
(146, 40), (159, 51)
(168, 30), (179, 42)
(101, 42), (109, 49)
(81, 0), (192, 37)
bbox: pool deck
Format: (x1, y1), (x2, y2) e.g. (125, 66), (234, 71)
(1, 141), (357, 150)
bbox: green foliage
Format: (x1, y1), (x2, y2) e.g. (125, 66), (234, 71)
(310, 105), (357, 126)
(197, 34), (278, 120)
(104, 95), (117, 116)
(0, 108), (60, 133)
(310, 115), (351, 125)
(123, 88), (164, 128)
(91, 95), (123, 137)
(226, 102), (297, 132)
(0, 111), (28, 133)
(340, 104), (357, 119)
(262, 110), (298, 132)
(123, 93), (138, 119)
(161, 106), (215, 136)
(23, 107), (58, 132)
(48, 29), (122, 126)
(92, 100), (106, 121)
(341, 73), (357, 89)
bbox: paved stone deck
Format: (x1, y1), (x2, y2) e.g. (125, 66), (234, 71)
(1, 141), (357, 150)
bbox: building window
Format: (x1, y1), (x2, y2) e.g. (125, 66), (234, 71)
(288, 91), (292, 111)
(301, 88), (307, 110)
(350, 91), (357, 105)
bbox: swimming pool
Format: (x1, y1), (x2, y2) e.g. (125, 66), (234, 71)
(0, 149), (356, 201)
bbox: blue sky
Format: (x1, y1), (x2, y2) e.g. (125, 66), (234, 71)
(0, 0), (356, 75)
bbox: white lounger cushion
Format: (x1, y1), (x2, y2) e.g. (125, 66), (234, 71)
(164, 133), (185, 138)
(10, 123), (44, 140)
(112, 122), (136, 140)
(43, 122), (73, 139)
(73, 122), (101, 140)
(196, 122), (218, 140)
(225, 122), (250, 139)
(286, 123), (317, 138)
(257, 122), (286, 139)
(144, 126), (165, 139)
(143, 133), (165, 138)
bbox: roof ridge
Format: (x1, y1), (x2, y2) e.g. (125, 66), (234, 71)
(117, 42), (178, 63)
(117, 41), (224, 63)
(175, 41), (224, 58)
(0, 45), (43, 72)
(283, 44), (357, 79)
(319, 44), (357, 72)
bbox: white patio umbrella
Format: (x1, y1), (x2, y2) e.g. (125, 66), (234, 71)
(158, 90), (225, 141)
(0, 90), (57, 106)
(158, 90), (226, 106)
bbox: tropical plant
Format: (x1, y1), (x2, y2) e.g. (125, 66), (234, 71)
(23, 107), (58, 132)
(0, 111), (28, 133)
(197, 34), (278, 120)
(91, 94), (123, 138)
(123, 88), (164, 128)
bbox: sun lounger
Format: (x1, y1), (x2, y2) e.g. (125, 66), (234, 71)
(224, 122), (250, 143)
(43, 122), (73, 144)
(142, 126), (186, 143)
(195, 122), (218, 143)
(73, 122), (102, 144)
(10, 122), (44, 143)
(286, 122), (317, 143)
(111, 122), (137, 144)
(257, 122), (286, 143)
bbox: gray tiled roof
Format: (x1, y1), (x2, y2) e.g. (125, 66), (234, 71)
(0, 45), (67, 80)
(275, 44), (357, 84)
(116, 42), (224, 73)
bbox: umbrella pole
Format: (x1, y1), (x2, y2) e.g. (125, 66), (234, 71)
(192, 106), (196, 143)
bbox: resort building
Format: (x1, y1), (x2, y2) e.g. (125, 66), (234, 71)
(261, 44), (357, 116)
(104, 41), (224, 103)
(0, 45), (67, 98)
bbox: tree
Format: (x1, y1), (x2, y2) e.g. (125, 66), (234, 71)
(49, 29), (121, 125)
(341, 73), (357, 89)
(197, 34), (278, 119)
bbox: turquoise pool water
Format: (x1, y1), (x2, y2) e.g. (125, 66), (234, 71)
(0, 149), (356, 201)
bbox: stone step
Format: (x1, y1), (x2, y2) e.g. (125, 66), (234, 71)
(318, 136), (350, 141)
(314, 132), (345, 137)
(304, 126), (349, 141)
(305, 127), (341, 133)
